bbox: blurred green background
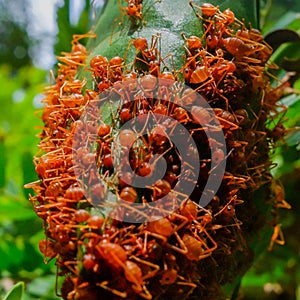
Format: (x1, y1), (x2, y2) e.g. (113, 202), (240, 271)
(0, 0), (299, 299)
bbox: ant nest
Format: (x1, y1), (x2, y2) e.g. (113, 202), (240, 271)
(27, 2), (290, 300)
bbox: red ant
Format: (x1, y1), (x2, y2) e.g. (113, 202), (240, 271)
(189, 1), (240, 38)
(57, 31), (96, 68)
(213, 108), (239, 130)
(181, 233), (214, 261)
(95, 239), (156, 299)
(126, 0), (143, 20)
(268, 224), (285, 251)
(110, 0), (144, 45)
(272, 180), (291, 210)
(131, 34), (161, 75)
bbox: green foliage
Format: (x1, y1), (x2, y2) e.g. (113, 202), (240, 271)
(3, 282), (24, 300)
(260, 0), (300, 33)
(0, 65), (43, 194)
(263, 1), (300, 176)
(0, 64), (59, 299)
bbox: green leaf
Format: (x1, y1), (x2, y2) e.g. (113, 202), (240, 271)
(26, 275), (60, 299)
(55, 0), (93, 55)
(279, 93), (300, 107)
(287, 129), (300, 148)
(82, 0), (258, 83)
(3, 282), (24, 300)
(77, 0), (91, 30)
(0, 196), (35, 221)
(264, 11), (300, 33)
(279, 94), (300, 128)
(55, 0), (73, 54)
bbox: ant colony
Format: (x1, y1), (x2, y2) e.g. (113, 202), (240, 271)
(26, 1), (290, 300)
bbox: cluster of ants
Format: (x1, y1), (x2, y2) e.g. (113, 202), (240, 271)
(26, 2), (291, 300)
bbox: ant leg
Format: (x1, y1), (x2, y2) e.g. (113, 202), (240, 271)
(130, 255), (160, 280)
(96, 281), (127, 298)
